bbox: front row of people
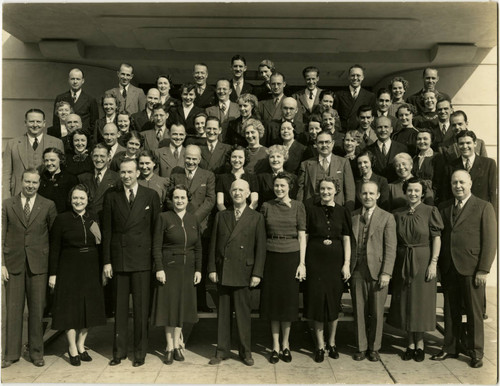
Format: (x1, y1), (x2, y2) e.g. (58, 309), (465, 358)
(2, 162), (496, 371)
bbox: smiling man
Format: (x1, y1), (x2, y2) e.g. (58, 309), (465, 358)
(132, 88), (161, 132)
(293, 66), (323, 121)
(256, 72), (292, 124)
(2, 109), (64, 198)
(105, 63), (146, 114)
(406, 68), (451, 115)
(200, 116), (232, 175)
(229, 55), (253, 102)
(193, 63), (216, 108)
(206, 79), (240, 142)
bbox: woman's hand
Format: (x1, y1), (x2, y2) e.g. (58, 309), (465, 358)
(341, 264), (351, 282)
(295, 264), (306, 281)
(1, 266), (9, 282)
(426, 261), (437, 281)
(156, 270), (166, 285)
(48, 275), (56, 289)
(194, 271), (202, 285)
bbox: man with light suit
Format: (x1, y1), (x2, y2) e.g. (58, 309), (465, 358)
(105, 63), (146, 114)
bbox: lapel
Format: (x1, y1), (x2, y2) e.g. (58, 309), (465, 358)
(17, 135), (30, 170)
(368, 207), (381, 237)
(160, 147), (175, 168)
(328, 155), (339, 174)
(307, 160), (318, 190)
(352, 210), (360, 243)
(96, 169), (115, 198)
(27, 195), (44, 227)
(453, 196), (475, 228)
(189, 168), (203, 193)
(115, 187), (132, 224)
(298, 91), (309, 111)
(228, 102), (240, 119)
(12, 195), (28, 228)
(273, 99), (283, 119)
(210, 143), (224, 166)
(227, 206), (250, 244)
(469, 156), (483, 180)
(125, 185), (147, 227)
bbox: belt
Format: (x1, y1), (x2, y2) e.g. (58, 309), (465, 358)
(400, 242), (428, 286)
(268, 234), (297, 240)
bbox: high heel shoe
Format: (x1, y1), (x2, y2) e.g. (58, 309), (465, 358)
(78, 351), (92, 362)
(164, 350), (173, 365)
(173, 348), (185, 362)
(68, 350), (81, 366)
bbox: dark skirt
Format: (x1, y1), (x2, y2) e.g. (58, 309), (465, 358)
(151, 251), (198, 327)
(52, 247), (106, 330)
(260, 251), (300, 321)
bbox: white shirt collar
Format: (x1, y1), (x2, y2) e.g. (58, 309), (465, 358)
(126, 183), (138, 197)
(20, 193), (36, 208)
(95, 166), (107, 177)
(27, 133), (43, 145)
(234, 204), (247, 215)
(377, 139), (392, 151)
(349, 85), (360, 94)
(207, 139), (218, 147)
(71, 89), (82, 99)
(455, 194), (472, 206)
(106, 114), (115, 123)
(319, 154), (332, 163)
(462, 153), (476, 167)
(170, 144), (181, 154)
(362, 206), (375, 217)
(186, 167), (198, 177)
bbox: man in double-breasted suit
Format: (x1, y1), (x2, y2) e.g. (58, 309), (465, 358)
(199, 117), (232, 175)
(53, 68), (99, 133)
(105, 63), (146, 114)
(350, 181), (397, 362)
(208, 179), (266, 366)
(205, 79), (240, 142)
(2, 109), (64, 199)
(2, 169), (58, 368)
(142, 104), (171, 151)
(334, 64), (377, 132)
(434, 170), (496, 368)
(297, 131), (355, 211)
(102, 159), (160, 367)
(154, 123), (186, 178)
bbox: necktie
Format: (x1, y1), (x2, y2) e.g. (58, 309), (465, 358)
(197, 87), (204, 95)
(220, 103), (226, 115)
(452, 200), (463, 223)
(235, 209), (241, 222)
(382, 143), (388, 156)
(24, 198), (31, 220)
(122, 87), (127, 99)
(187, 171), (193, 180)
(465, 158), (471, 171)
(72, 92), (77, 103)
(309, 90), (314, 100)
(209, 143), (214, 153)
(321, 158), (329, 172)
(32, 137), (39, 151)
(95, 171), (101, 186)
(363, 209), (370, 225)
(174, 147), (179, 159)
(274, 97), (279, 106)
(235, 82), (241, 96)
(363, 133), (368, 143)
(128, 189), (135, 207)
(441, 123), (447, 136)
(352, 89), (358, 99)
(156, 129), (163, 142)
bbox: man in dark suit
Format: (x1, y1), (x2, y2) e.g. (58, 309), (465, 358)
(334, 64), (377, 132)
(356, 105), (378, 149)
(206, 79), (240, 142)
(169, 84), (205, 135)
(3, 109), (64, 199)
(372, 88), (401, 134)
(131, 88), (160, 132)
(256, 72), (288, 124)
(350, 181), (397, 361)
(105, 63), (146, 114)
(154, 123), (186, 178)
(53, 68), (99, 134)
(252, 59), (275, 101)
(297, 130), (355, 211)
(292, 66), (323, 120)
(193, 63), (216, 108)
(142, 104), (171, 151)
(265, 97), (305, 147)
(433, 99), (454, 149)
(447, 130), (497, 211)
(366, 116), (408, 183)
(229, 55), (253, 103)
(207, 179), (267, 366)
(433, 170), (496, 368)
(102, 159), (160, 367)
(199, 116), (232, 175)
(2, 169), (58, 368)
(406, 68), (451, 115)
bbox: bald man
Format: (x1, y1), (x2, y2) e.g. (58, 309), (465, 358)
(132, 88), (161, 132)
(265, 97), (305, 146)
(102, 123), (125, 159)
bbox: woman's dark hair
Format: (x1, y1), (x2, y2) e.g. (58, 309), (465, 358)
(231, 145), (249, 167)
(356, 149), (375, 166)
(68, 183), (93, 206)
(168, 184), (192, 202)
(318, 176), (341, 195)
(417, 127), (435, 142)
(43, 147), (66, 168)
(273, 171), (295, 192)
(137, 149), (158, 166)
(122, 130), (145, 148)
(402, 177), (427, 197)
(117, 110), (138, 132)
(68, 129), (90, 153)
(280, 121), (297, 139)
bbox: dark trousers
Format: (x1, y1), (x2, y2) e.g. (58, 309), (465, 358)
(350, 265), (388, 352)
(3, 264), (46, 361)
(196, 237), (210, 308)
(113, 271), (150, 361)
(215, 285), (252, 359)
(441, 263), (484, 359)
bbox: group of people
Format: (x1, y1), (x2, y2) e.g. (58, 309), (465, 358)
(1, 57), (497, 372)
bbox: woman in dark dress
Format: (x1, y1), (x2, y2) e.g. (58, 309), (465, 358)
(65, 129), (93, 177)
(157, 74), (179, 109)
(185, 112), (208, 146)
(216, 146), (259, 211)
(93, 93), (119, 144)
(392, 104), (419, 157)
(280, 121), (306, 175)
(39, 148), (79, 213)
(260, 172), (306, 364)
(117, 111), (138, 146)
(110, 130), (144, 171)
(413, 90), (439, 132)
(48, 184), (106, 366)
(305, 177), (351, 362)
(244, 118), (268, 174)
(151, 185), (202, 365)
(387, 178), (443, 362)
(226, 93), (259, 147)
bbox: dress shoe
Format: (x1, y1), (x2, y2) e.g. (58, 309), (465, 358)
(241, 356), (254, 366)
(164, 351), (174, 365)
(1, 359), (19, 368)
(198, 306), (214, 313)
(414, 348), (425, 362)
(173, 348), (185, 362)
(470, 358), (483, 368)
(208, 356), (223, 365)
(402, 348), (415, 361)
(367, 350), (380, 362)
(281, 348), (292, 363)
(109, 356), (126, 366)
(314, 348), (325, 363)
(326, 345), (339, 359)
(132, 359), (144, 367)
(78, 351), (92, 362)
(353, 351), (366, 361)
(68, 351), (81, 366)
(33, 358), (45, 367)
(483, 313), (488, 320)
(430, 351), (458, 361)
(269, 350), (279, 364)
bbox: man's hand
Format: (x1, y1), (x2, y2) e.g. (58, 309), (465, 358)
(103, 264), (113, 279)
(48, 275), (56, 289)
(475, 271), (488, 287)
(156, 270), (166, 284)
(209, 272), (218, 283)
(250, 276), (261, 287)
(1, 266), (9, 282)
(194, 272), (202, 285)
(378, 273), (390, 289)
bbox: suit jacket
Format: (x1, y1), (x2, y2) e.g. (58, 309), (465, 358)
(265, 119), (305, 147)
(229, 80), (253, 103)
(168, 105), (205, 135)
(105, 84), (147, 114)
(102, 184), (160, 271)
(356, 128), (378, 149)
(2, 134), (64, 198)
(92, 116), (118, 144)
(138, 173), (170, 209)
(334, 88), (376, 132)
(438, 137), (488, 164)
(131, 109), (152, 132)
(194, 84), (216, 109)
(205, 102), (240, 142)
(53, 90), (99, 132)
(78, 168), (121, 218)
(142, 128), (170, 152)
(366, 141), (408, 183)
(350, 206), (397, 280)
(225, 115), (259, 147)
(208, 206), (267, 286)
(438, 195), (496, 276)
(2, 194), (57, 274)
(257, 97), (304, 124)
(292, 87), (323, 116)
(200, 141), (232, 175)
(297, 155), (356, 211)
(154, 146), (186, 178)
(448, 156), (497, 210)
(284, 140), (306, 175)
(253, 81), (273, 101)
(355, 173), (390, 210)
(169, 167), (216, 233)
(406, 89), (451, 115)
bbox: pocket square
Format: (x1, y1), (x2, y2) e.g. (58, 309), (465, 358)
(201, 184), (206, 187)
(336, 171), (341, 173)
(145, 206), (150, 210)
